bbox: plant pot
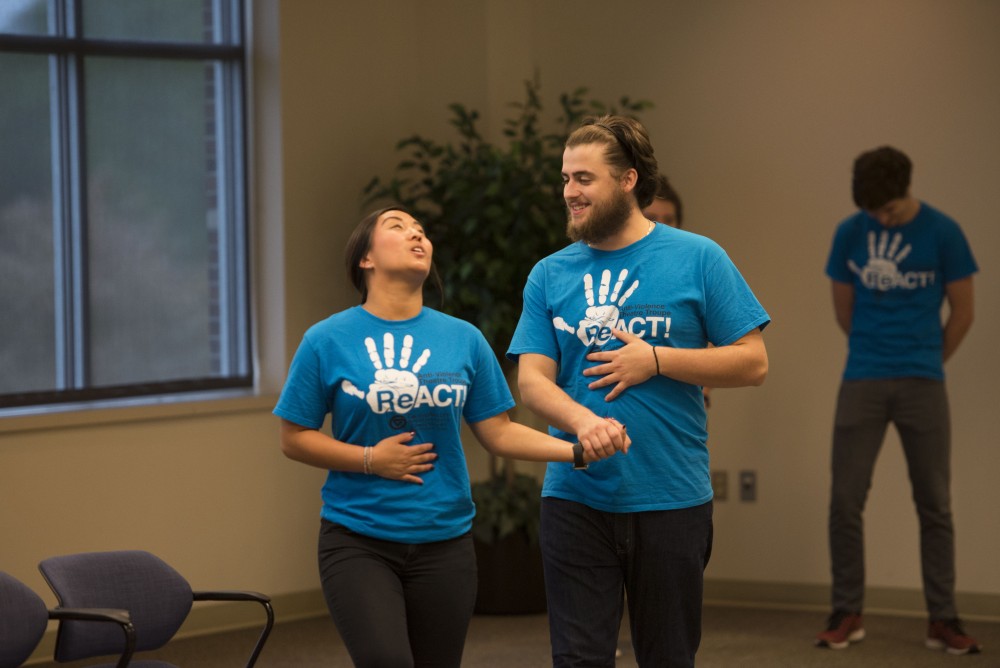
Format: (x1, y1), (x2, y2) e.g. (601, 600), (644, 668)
(473, 530), (547, 614)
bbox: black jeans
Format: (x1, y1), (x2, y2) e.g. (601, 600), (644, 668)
(540, 497), (713, 668)
(317, 520), (477, 668)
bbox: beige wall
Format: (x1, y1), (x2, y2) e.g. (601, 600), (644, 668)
(2, 1), (997, 648)
(484, 0), (1000, 604)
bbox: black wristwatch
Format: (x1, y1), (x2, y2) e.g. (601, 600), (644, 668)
(572, 442), (588, 470)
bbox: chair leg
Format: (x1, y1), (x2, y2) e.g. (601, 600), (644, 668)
(245, 599), (274, 668)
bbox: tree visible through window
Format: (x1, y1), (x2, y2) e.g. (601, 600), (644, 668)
(0, 0), (251, 410)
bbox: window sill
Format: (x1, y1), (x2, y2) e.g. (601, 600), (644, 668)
(0, 391), (279, 435)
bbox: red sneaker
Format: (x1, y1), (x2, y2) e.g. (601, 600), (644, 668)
(926, 619), (981, 655)
(815, 611), (865, 649)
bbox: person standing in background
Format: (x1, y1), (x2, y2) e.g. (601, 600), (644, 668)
(643, 174), (684, 229)
(817, 146), (980, 656)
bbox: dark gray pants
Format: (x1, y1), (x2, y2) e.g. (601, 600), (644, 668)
(828, 378), (956, 619)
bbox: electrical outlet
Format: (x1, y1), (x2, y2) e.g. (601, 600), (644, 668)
(739, 470), (757, 502)
(711, 470), (728, 501)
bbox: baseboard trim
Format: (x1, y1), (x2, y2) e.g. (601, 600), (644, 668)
(704, 578), (1000, 622)
(27, 581), (998, 663)
(27, 589), (328, 665)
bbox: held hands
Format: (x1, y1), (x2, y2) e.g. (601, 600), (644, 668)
(576, 416), (631, 464)
(583, 329), (658, 401)
(370, 432), (436, 484)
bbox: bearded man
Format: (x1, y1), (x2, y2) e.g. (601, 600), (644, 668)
(507, 114), (770, 668)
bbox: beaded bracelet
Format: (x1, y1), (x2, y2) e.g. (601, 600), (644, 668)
(363, 446), (373, 475)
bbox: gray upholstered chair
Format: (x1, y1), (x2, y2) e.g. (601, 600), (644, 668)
(0, 570), (132, 668)
(39, 550), (273, 667)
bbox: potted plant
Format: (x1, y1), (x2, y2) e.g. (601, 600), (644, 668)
(364, 76), (650, 612)
(469, 461), (547, 613)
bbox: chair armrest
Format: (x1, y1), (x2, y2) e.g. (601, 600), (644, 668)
(49, 607), (132, 626)
(192, 590), (271, 604)
(191, 590), (273, 667)
(49, 607), (136, 668)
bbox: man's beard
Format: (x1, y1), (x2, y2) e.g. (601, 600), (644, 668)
(566, 185), (632, 245)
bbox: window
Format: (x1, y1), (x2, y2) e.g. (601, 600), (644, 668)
(0, 0), (251, 410)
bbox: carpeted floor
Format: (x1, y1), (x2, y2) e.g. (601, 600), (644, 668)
(32, 604), (997, 666)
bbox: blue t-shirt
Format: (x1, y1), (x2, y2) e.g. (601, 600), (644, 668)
(507, 224), (770, 512)
(274, 306), (515, 543)
(825, 202), (978, 381)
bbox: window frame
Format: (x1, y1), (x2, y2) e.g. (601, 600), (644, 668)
(0, 1), (254, 413)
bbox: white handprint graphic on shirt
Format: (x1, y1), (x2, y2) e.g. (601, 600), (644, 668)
(849, 230), (912, 291)
(553, 269), (639, 347)
(340, 332), (431, 414)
